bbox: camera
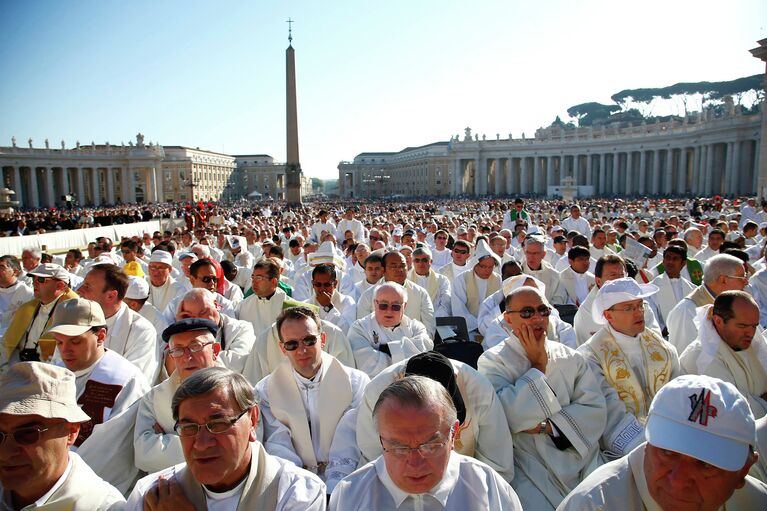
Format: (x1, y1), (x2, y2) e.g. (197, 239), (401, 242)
(19, 348), (40, 362)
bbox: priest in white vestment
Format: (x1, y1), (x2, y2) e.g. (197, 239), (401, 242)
(256, 307), (369, 493)
(237, 258), (296, 337)
(348, 282), (433, 378)
(558, 375), (767, 510)
(47, 298), (150, 448)
(451, 240), (502, 337)
(355, 352), (515, 482)
(330, 375), (523, 510)
(430, 230), (452, 268)
(146, 250), (185, 312)
(667, 253), (749, 353)
(574, 255), (661, 346)
(649, 244), (696, 332)
(407, 246), (452, 318)
(124, 367), (327, 510)
(558, 246), (595, 306)
(305, 264), (357, 335)
(680, 292), (767, 481)
(0, 362), (126, 510)
(77, 263), (160, 383)
(0, 255), (33, 338)
(521, 237), (567, 305)
(356, 251), (435, 335)
(578, 278), (681, 459)
(478, 287), (607, 511)
(436, 239), (472, 282)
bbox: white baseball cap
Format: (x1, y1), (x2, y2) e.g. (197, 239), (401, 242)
(28, 263), (70, 285)
(591, 277), (658, 325)
(149, 250), (173, 267)
(46, 298), (107, 336)
(646, 374), (756, 471)
(125, 276), (150, 300)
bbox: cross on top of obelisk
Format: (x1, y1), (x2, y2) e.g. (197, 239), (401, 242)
(286, 18), (294, 45)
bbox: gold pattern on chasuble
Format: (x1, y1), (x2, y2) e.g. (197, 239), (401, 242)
(598, 344), (642, 418)
(454, 418), (472, 451)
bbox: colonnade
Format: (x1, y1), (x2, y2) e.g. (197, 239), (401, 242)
(452, 139), (760, 197)
(0, 165), (163, 208)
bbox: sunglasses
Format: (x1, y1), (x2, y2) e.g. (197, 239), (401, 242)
(505, 305), (552, 319)
(199, 276), (218, 284)
(34, 276), (50, 283)
(453, 249), (469, 255)
(312, 281), (335, 289)
(377, 302), (403, 312)
(0, 425), (53, 446)
(281, 335), (319, 351)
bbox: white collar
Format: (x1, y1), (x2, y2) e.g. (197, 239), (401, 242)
(27, 455), (73, 507)
(374, 451), (458, 507)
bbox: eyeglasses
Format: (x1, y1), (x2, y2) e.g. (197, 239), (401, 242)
(369, 235), (381, 241)
(198, 276), (218, 284)
(0, 425), (53, 446)
(376, 302), (403, 312)
(413, 257), (430, 264)
(505, 305), (552, 319)
(281, 334), (319, 351)
(34, 276), (50, 283)
(608, 303), (645, 313)
(386, 264), (407, 270)
(725, 275), (749, 283)
(312, 281), (336, 289)
(252, 275), (271, 282)
(436, 236), (447, 240)
(452, 249), (469, 255)
(168, 341), (215, 358)
(174, 408), (250, 437)
(379, 432), (451, 458)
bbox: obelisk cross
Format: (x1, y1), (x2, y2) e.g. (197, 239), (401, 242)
(286, 18), (294, 44)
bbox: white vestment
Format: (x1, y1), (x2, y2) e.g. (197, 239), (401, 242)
(408, 269), (452, 318)
(307, 290), (357, 335)
(482, 311), (577, 350)
(478, 335), (607, 511)
(521, 260), (567, 305)
(240, 319), (355, 385)
(336, 218), (365, 241)
(431, 247), (452, 268)
(560, 216), (592, 238)
(355, 280), (436, 335)
(451, 270), (501, 333)
(148, 276), (181, 312)
(558, 268), (595, 306)
(103, 302), (160, 384)
(124, 442), (327, 511)
(329, 452), (523, 511)
(237, 288), (288, 337)
(355, 358), (515, 482)
(557, 444), (767, 511)
(0, 280), (33, 338)
(437, 261), (468, 282)
(256, 353), (369, 493)
(133, 371), (184, 473)
(666, 285), (716, 353)
(347, 313), (433, 378)
(0, 452), (125, 510)
(649, 272), (695, 331)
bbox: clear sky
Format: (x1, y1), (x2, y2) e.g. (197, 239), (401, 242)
(1, 0), (765, 180)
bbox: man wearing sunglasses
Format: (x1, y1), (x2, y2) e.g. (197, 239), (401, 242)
(0, 362), (125, 510)
(349, 282), (433, 378)
(125, 367), (326, 510)
(436, 239), (472, 282)
(3, 263), (77, 366)
(478, 286), (607, 511)
(77, 263), (160, 383)
(579, 277), (681, 459)
(305, 264), (356, 335)
(330, 375), (522, 510)
(256, 307), (369, 496)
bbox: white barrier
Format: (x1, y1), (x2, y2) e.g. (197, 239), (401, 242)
(0, 219), (186, 256)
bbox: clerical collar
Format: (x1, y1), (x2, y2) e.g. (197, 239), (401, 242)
(293, 361), (325, 387)
(0, 280), (19, 290)
(258, 291), (276, 301)
(607, 324), (641, 344)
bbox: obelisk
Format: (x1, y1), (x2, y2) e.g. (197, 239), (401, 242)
(285, 18), (303, 205)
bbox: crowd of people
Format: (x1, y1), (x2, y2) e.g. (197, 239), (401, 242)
(1, 194), (767, 510)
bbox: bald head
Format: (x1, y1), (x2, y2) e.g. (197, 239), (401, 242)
(176, 288), (220, 323)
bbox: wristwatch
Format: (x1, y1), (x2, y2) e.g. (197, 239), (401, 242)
(537, 420), (548, 434)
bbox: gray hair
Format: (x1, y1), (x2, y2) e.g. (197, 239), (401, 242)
(703, 254), (744, 286)
(22, 247), (41, 259)
(682, 227), (702, 243)
(172, 367), (257, 421)
(523, 237), (545, 249)
(372, 375), (457, 432)
(412, 246), (432, 259)
(375, 281), (407, 303)
(0, 255), (21, 273)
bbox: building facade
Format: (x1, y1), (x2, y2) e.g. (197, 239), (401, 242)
(162, 146), (236, 203)
(339, 107), (763, 199)
(338, 142), (451, 198)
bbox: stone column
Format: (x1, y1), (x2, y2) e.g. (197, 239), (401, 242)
(625, 152), (634, 196)
(128, 167), (137, 203)
(651, 150), (660, 195)
(473, 159), (481, 196)
(546, 156), (553, 194)
(754, 140), (761, 192)
(693, 147), (702, 196)
(156, 164), (165, 202)
(731, 141), (741, 195)
(12, 167), (23, 207)
(612, 152), (620, 195)
(28, 168), (39, 208)
(664, 149), (673, 195)
(533, 156), (541, 195)
(638, 151), (646, 195)
(585, 154), (593, 187)
(106, 168), (115, 204)
(599, 153), (606, 195)
(521, 158), (530, 194)
(678, 148), (688, 194)
(43, 167), (54, 207)
(493, 159), (502, 195)
(75, 168), (84, 205)
(723, 142), (734, 196)
(704, 144), (715, 196)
